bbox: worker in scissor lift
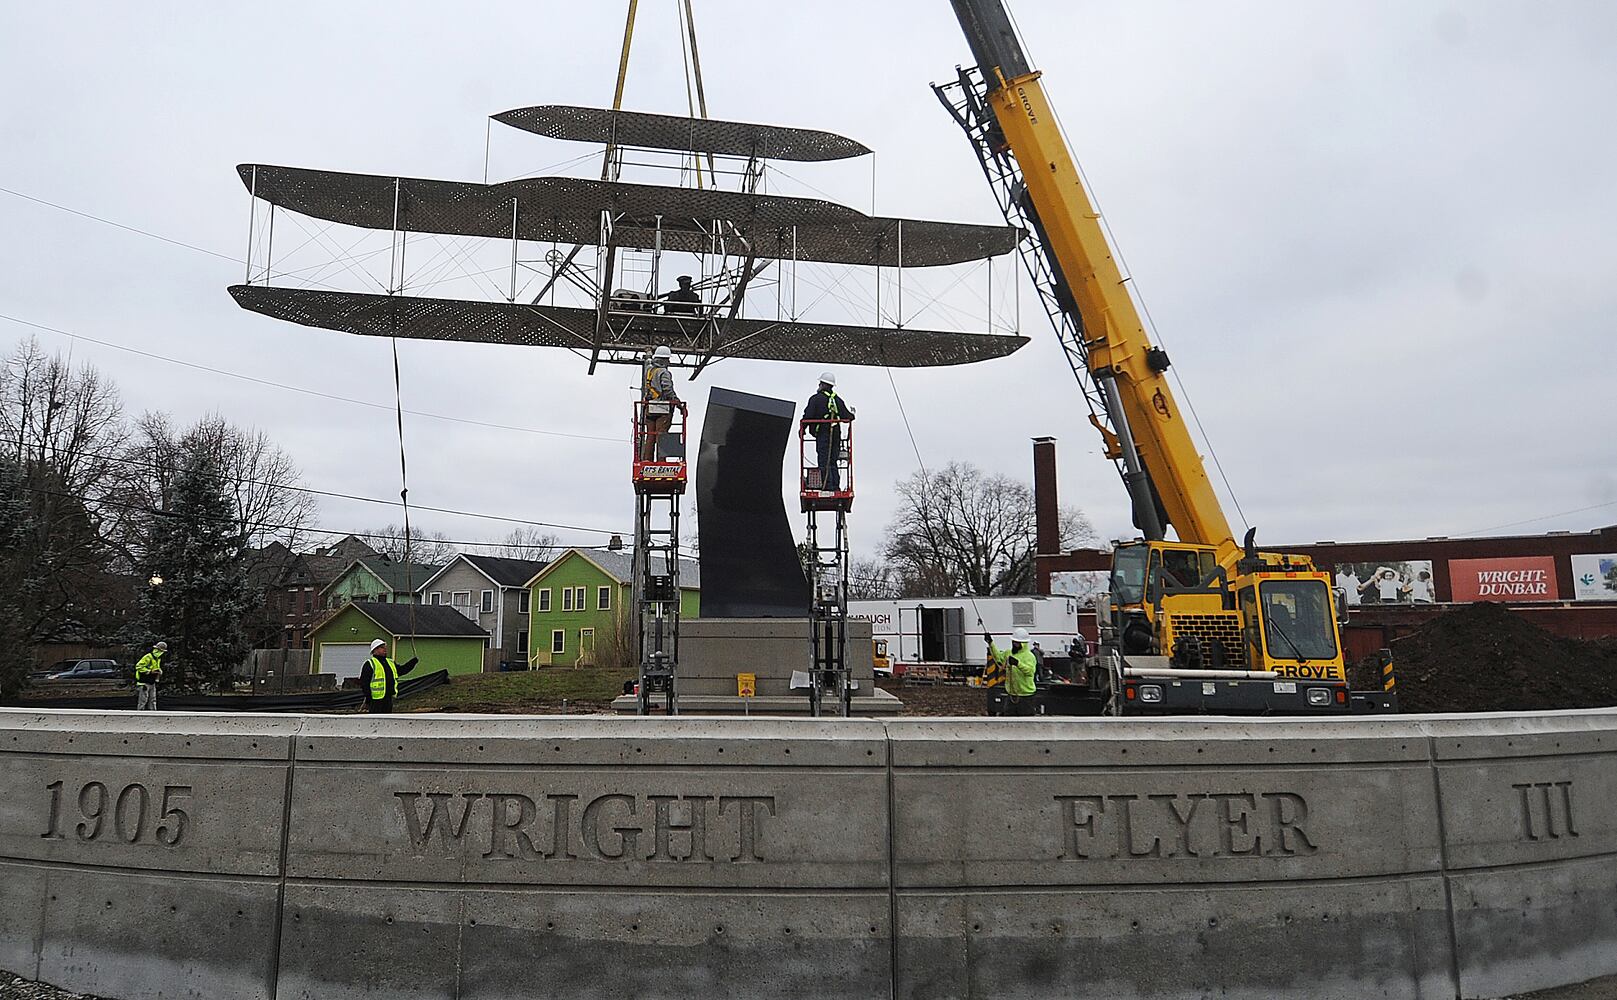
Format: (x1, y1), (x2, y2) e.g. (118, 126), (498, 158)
(641, 345), (680, 461)
(660, 275), (702, 316)
(801, 372), (854, 492)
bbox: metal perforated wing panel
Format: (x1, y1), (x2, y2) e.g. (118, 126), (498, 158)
(236, 165), (1021, 266)
(492, 105), (871, 161)
(228, 285), (1028, 368)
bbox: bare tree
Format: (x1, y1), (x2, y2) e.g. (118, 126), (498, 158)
(476, 525), (560, 561)
(881, 462), (1096, 597)
(848, 557), (900, 600)
(123, 412), (318, 556)
(0, 341), (133, 649)
(360, 524), (457, 566)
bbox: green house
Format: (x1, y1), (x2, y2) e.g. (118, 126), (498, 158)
(309, 601), (489, 679)
(320, 557), (441, 610)
(525, 548), (699, 668)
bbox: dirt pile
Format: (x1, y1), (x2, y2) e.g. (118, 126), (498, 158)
(1386, 602), (1617, 713)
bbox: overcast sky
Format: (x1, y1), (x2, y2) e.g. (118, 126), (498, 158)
(2, 1), (1615, 561)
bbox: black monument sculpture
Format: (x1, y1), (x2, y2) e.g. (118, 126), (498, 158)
(696, 387), (810, 617)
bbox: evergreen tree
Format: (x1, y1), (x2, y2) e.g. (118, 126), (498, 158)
(0, 459), (40, 703)
(142, 448), (249, 691)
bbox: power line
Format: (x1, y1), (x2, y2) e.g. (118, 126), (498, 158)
(12, 478), (621, 553)
(1456, 499), (1617, 538)
(14, 438), (627, 538)
(0, 183), (241, 264)
(0, 311), (622, 444)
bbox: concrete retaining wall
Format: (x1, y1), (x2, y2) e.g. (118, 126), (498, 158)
(2, 708), (1615, 999)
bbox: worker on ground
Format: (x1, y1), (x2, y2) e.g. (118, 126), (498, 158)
(641, 345), (679, 460)
(985, 627), (1039, 716)
(800, 372), (854, 492)
(134, 641), (166, 711)
(359, 638), (418, 715)
(660, 275), (702, 316)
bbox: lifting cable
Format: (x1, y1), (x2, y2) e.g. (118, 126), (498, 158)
(390, 336), (420, 661)
(882, 370), (990, 637)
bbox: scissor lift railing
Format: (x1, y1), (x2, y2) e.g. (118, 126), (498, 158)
(632, 399), (688, 715)
(800, 418), (854, 717)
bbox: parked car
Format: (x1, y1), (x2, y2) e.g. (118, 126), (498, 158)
(42, 659), (128, 682)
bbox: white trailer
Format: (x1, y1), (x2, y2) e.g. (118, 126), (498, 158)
(849, 595), (1085, 669)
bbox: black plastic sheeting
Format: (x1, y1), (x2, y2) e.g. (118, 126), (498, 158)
(16, 670), (450, 713)
(696, 388), (810, 618)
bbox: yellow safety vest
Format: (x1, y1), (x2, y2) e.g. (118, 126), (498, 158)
(367, 656), (398, 700)
(644, 365), (669, 400)
(135, 651), (163, 682)
(1006, 647), (1038, 697)
(988, 642), (1038, 697)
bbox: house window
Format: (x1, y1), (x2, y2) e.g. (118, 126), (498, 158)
(430, 592), (442, 605)
(551, 629), (565, 654)
(517, 630), (529, 653)
(519, 591), (530, 614)
(538, 589), (551, 613)
(574, 586), (588, 610)
(480, 590), (494, 614)
(597, 586), (611, 611)
(452, 591), (471, 607)
(562, 587), (574, 612)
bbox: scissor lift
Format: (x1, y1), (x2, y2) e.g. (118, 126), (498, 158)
(632, 398), (688, 715)
(800, 419), (855, 717)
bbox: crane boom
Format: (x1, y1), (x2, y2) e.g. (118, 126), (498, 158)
(940, 0), (1397, 717)
(948, 0), (1236, 560)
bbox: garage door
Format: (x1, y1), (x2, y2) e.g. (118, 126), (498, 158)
(319, 642), (373, 678)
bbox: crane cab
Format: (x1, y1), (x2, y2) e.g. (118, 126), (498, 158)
(1104, 541), (1351, 713)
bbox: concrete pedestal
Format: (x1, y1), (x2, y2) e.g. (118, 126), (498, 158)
(613, 617), (902, 715)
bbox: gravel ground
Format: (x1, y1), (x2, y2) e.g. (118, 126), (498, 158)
(0, 973), (105, 999)
(6, 967), (1617, 998)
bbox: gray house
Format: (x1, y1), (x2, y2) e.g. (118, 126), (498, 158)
(417, 554), (548, 656)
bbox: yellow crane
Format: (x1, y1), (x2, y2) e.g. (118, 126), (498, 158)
(939, 1), (1394, 714)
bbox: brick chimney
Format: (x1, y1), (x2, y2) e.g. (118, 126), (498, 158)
(1032, 437), (1060, 556)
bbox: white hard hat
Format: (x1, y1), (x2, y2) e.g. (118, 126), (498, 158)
(369, 638), (387, 652)
(153, 641), (168, 652)
(1012, 628), (1031, 644)
(818, 371), (836, 386)
(653, 345), (672, 360)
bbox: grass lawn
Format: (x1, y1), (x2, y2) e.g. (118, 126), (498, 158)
(400, 667), (636, 714)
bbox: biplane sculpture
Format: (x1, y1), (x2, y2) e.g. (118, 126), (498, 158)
(229, 104), (1028, 372)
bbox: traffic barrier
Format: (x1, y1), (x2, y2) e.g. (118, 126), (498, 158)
(1, 709), (1614, 999)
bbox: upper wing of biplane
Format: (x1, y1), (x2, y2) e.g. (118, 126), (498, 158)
(492, 104), (872, 161)
(236, 164), (1021, 267)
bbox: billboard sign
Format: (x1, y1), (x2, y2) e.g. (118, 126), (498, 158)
(1332, 560), (1436, 606)
(1449, 556), (1558, 603)
(1572, 554), (1617, 602)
